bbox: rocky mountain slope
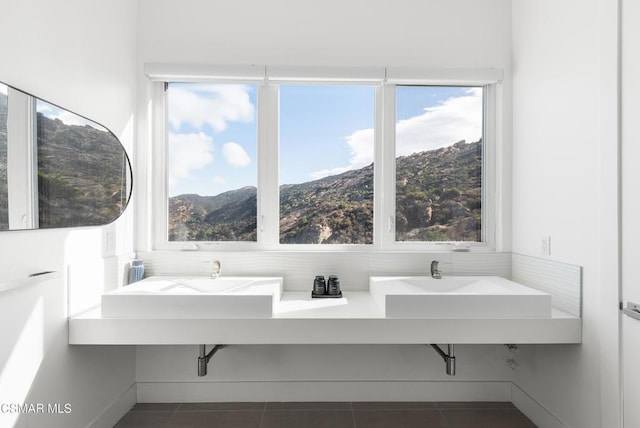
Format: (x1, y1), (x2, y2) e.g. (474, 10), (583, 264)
(169, 139), (481, 243)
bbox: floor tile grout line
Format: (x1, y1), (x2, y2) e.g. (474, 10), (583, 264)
(436, 407), (449, 427)
(175, 408), (266, 412)
(258, 402), (266, 428)
(350, 401), (358, 428)
(162, 407), (178, 428)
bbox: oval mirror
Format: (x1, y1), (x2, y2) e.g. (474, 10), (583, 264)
(0, 82), (132, 230)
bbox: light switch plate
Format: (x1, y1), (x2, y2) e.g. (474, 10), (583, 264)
(540, 235), (551, 255)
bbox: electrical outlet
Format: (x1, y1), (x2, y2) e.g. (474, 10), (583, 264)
(104, 230), (116, 255)
(540, 235), (551, 255)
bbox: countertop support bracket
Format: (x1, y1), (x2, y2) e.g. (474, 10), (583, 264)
(197, 344), (226, 376)
(430, 344), (456, 376)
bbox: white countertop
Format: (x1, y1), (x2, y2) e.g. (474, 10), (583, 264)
(274, 292), (384, 318)
(69, 291), (581, 345)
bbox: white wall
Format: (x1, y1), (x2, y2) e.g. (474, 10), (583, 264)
(511, 0), (618, 427)
(0, 0), (138, 426)
(0, 0), (623, 424)
(137, 0), (510, 68)
(134, 0), (516, 404)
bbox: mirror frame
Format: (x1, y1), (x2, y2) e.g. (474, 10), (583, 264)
(0, 81), (133, 231)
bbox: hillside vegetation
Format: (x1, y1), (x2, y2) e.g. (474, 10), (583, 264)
(169, 139), (481, 243)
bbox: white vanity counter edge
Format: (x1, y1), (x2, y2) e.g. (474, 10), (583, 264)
(69, 291), (581, 345)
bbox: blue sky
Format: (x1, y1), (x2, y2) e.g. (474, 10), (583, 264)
(36, 99), (106, 131)
(167, 83), (482, 197)
(396, 86), (470, 120)
(280, 85), (375, 184)
(167, 83), (257, 197)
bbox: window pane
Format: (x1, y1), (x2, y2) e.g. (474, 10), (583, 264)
(166, 83), (257, 242)
(395, 86), (483, 242)
(279, 85), (375, 245)
(0, 85), (7, 229)
(36, 100), (130, 228)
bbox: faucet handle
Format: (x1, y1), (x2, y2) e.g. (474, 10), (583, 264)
(211, 260), (221, 278)
(430, 260), (442, 279)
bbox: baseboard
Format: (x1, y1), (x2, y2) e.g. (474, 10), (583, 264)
(136, 380), (511, 403)
(87, 383), (136, 428)
(511, 383), (568, 428)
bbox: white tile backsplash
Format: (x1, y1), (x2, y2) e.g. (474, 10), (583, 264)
(138, 250), (581, 315)
(367, 253), (454, 277)
(138, 251), (511, 291)
(284, 252), (370, 290)
(511, 253), (582, 316)
(451, 252), (512, 277)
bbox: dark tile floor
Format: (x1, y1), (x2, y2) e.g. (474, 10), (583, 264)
(114, 401), (537, 427)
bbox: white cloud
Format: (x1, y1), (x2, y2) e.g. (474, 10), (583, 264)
(396, 87), (482, 156)
(213, 175), (226, 184)
(309, 128), (374, 180)
(36, 103), (52, 113)
(54, 111), (105, 130)
(168, 132), (214, 189)
(222, 142), (251, 167)
(37, 102), (106, 130)
(309, 166), (348, 181)
(168, 84), (254, 133)
(309, 88), (482, 180)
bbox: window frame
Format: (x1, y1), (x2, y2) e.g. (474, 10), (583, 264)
(149, 65), (502, 252)
(275, 81), (380, 249)
(380, 83), (497, 251)
(5, 88), (38, 229)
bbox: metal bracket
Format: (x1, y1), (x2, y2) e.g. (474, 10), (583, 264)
(623, 302), (640, 321)
(197, 345), (226, 377)
(430, 344), (456, 376)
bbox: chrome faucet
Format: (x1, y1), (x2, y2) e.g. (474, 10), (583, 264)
(430, 260), (442, 279)
(211, 260), (221, 279)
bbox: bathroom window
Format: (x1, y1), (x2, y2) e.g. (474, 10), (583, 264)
(165, 83), (258, 242)
(279, 85), (375, 244)
(151, 66), (501, 250)
(394, 86), (483, 242)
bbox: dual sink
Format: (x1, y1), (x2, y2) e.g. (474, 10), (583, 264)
(101, 275), (551, 319)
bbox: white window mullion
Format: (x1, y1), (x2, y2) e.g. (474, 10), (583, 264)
(483, 83), (498, 251)
(151, 81), (168, 249)
(257, 84), (280, 248)
(372, 84), (384, 249)
(6, 88), (37, 229)
(380, 84), (397, 249)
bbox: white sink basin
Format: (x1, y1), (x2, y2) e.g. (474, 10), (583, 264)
(101, 276), (283, 319)
(369, 276), (551, 318)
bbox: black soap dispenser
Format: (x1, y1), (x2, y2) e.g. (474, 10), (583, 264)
(327, 275), (341, 296)
(312, 275), (326, 296)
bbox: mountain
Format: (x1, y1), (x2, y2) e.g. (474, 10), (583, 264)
(169, 187), (258, 241)
(169, 139), (482, 243)
(169, 164), (374, 243)
(279, 163), (373, 244)
(395, 140), (481, 241)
